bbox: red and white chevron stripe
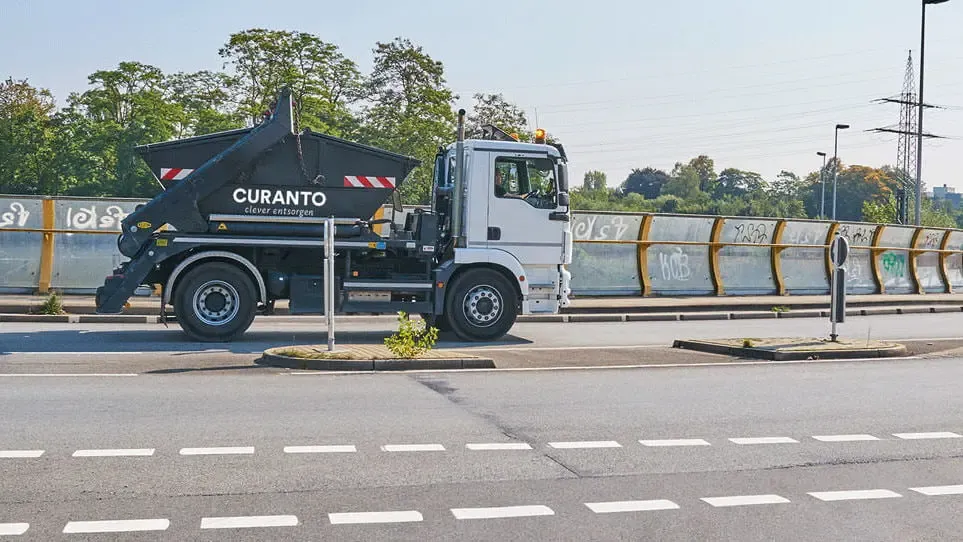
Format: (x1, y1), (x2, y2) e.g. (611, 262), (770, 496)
(160, 168), (194, 181)
(344, 176), (396, 188)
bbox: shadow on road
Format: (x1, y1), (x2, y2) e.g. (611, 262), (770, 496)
(0, 328), (532, 355)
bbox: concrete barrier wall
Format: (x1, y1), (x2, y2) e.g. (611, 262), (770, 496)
(3, 194), (963, 297)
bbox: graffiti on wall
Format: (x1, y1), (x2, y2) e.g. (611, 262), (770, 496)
(838, 224), (874, 246)
(658, 247), (692, 282)
(731, 222), (771, 244)
(880, 252), (908, 277)
(572, 215), (632, 241)
(0, 201), (30, 228)
(64, 205), (130, 231)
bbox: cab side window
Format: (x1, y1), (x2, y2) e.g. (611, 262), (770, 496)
(494, 160), (521, 198)
(494, 157), (557, 209)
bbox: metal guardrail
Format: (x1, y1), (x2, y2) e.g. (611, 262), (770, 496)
(3, 195), (963, 296)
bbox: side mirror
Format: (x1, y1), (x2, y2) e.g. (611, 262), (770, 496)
(558, 192), (570, 208)
(391, 190), (403, 212)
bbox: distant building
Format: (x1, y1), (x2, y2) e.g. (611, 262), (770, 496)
(929, 184), (962, 209)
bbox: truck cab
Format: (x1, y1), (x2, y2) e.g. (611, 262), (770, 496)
(425, 126), (573, 339)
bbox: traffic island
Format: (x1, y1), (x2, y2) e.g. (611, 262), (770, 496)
(672, 337), (907, 361)
(259, 344), (495, 371)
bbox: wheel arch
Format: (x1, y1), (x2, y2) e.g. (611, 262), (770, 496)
(163, 251), (267, 308)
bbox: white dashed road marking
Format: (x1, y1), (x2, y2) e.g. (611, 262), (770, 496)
(639, 439), (711, 447)
(808, 489), (902, 502)
(701, 494), (792, 507)
(179, 447), (255, 456)
(466, 443), (533, 450)
(451, 505), (555, 519)
(0, 450), (44, 458)
(62, 519), (170, 533)
(585, 500), (680, 513)
(909, 485), (963, 496)
(328, 511), (423, 524)
(548, 441), (621, 449)
(200, 515), (299, 529)
(73, 448), (155, 457)
(0, 523), (29, 536)
(893, 432), (962, 440)
(729, 437), (799, 445)
(283, 445), (356, 454)
(381, 444), (446, 452)
(812, 434), (880, 442)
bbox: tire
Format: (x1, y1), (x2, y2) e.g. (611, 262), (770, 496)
(445, 268), (518, 342)
(173, 262), (257, 342)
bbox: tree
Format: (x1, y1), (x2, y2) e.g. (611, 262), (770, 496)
(688, 155), (717, 193)
(466, 93), (530, 141)
(664, 161), (702, 199)
(621, 167), (668, 199)
(164, 70), (244, 137)
(0, 78), (57, 194)
(360, 37), (457, 204)
(218, 29), (364, 136)
(714, 168), (765, 198)
(582, 170), (606, 191)
(769, 170), (803, 200)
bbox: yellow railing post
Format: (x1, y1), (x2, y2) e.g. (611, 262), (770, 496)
(871, 226), (886, 294)
(637, 215), (653, 296)
(824, 222), (839, 288)
(940, 230), (953, 294)
(37, 198), (55, 294)
(710, 217), (726, 296)
(771, 219), (787, 296)
(909, 227), (925, 295)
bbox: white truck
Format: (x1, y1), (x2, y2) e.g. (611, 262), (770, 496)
(95, 87), (573, 342)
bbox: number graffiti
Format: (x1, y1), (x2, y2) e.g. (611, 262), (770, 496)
(65, 205), (129, 231)
(572, 215), (631, 241)
(880, 252), (907, 277)
(658, 247), (692, 282)
(922, 231), (942, 249)
(732, 222), (770, 244)
(0, 202), (30, 228)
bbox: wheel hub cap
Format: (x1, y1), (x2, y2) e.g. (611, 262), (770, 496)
(463, 285), (502, 327)
(193, 281), (240, 326)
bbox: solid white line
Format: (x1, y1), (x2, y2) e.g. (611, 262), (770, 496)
(201, 515), (299, 529)
(478, 344), (667, 352)
(640, 439), (711, 447)
(808, 489), (902, 501)
(451, 505), (555, 519)
(179, 447), (254, 455)
(63, 519), (170, 533)
(0, 523), (29, 536)
(893, 432), (962, 440)
(381, 444), (445, 452)
(585, 500), (679, 513)
(909, 485), (963, 496)
(0, 450), (44, 458)
(0, 374), (138, 377)
(73, 448), (155, 457)
(729, 437), (799, 445)
(328, 511), (423, 524)
(548, 440), (621, 449)
(812, 434), (881, 442)
(6, 352), (146, 355)
(466, 443), (533, 450)
(284, 445), (356, 454)
(701, 494), (791, 507)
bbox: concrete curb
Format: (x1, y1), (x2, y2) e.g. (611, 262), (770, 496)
(672, 339), (908, 361)
(258, 350), (496, 371)
(2, 305), (962, 324)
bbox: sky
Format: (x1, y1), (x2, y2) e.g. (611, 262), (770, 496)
(3, 0), (962, 193)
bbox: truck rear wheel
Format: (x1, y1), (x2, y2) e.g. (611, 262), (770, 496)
(173, 262), (257, 342)
(445, 268), (518, 342)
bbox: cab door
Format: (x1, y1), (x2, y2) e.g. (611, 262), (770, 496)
(485, 151), (566, 266)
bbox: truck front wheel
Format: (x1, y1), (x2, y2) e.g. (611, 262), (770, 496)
(173, 262), (257, 342)
(445, 268), (518, 342)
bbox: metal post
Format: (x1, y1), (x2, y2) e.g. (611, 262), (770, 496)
(916, 1), (931, 226)
(324, 216), (335, 351)
(817, 152), (827, 219)
(832, 124), (849, 220)
(452, 109), (467, 247)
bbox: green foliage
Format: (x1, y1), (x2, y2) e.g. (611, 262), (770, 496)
(466, 92), (530, 141)
(37, 291), (65, 315)
(383, 312), (439, 359)
(582, 170), (606, 191)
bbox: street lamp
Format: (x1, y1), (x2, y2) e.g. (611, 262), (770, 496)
(817, 152), (827, 219)
(916, 0), (950, 226)
(832, 124), (849, 220)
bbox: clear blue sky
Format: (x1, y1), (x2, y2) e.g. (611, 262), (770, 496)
(3, 0), (962, 192)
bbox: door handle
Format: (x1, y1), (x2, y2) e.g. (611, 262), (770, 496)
(488, 227), (501, 240)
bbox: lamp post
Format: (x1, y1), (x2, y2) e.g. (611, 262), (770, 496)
(916, 0), (950, 226)
(832, 124), (849, 220)
(817, 151), (827, 219)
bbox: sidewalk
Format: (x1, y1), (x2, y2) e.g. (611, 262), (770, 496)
(3, 292), (963, 319)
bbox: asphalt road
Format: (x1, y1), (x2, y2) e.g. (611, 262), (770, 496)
(4, 311), (963, 374)
(3, 347), (963, 540)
